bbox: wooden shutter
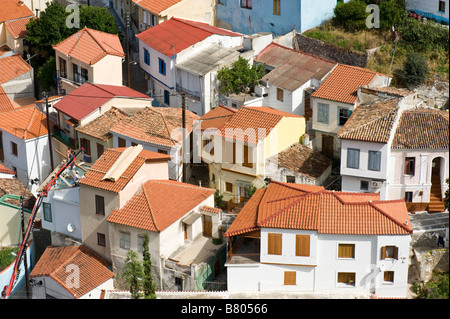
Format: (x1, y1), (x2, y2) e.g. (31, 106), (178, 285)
(393, 246), (399, 260)
(284, 271), (296, 285)
(381, 246), (386, 259)
(232, 142), (236, 164)
(295, 235), (310, 257)
(338, 244), (355, 258)
(277, 88), (283, 101)
(97, 143), (104, 158)
(384, 271), (394, 282)
(243, 145), (253, 168)
(268, 233), (282, 255)
(338, 272), (355, 284)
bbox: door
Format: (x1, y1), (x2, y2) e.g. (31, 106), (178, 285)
(203, 215), (212, 237)
(239, 185), (250, 203)
(322, 134), (334, 157)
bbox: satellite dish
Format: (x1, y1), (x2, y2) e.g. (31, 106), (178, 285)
(67, 223), (75, 233)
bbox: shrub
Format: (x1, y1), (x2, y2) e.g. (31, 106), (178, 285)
(333, 0), (368, 31)
(397, 51), (429, 87)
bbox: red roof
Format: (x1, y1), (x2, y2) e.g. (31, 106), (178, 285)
(0, 163), (15, 175)
(224, 181), (412, 237)
(134, 0), (184, 14)
(53, 27), (124, 65)
(0, 53), (32, 85)
(53, 82), (150, 121)
(0, 0), (34, 23)
(0, 87), (14, 113)
(5, 16), (34, 38)
(107, 179), (215, 232)
(0, 106), (50, 140)
(136, 17), (242, 57)
(29, 245), (114, 299)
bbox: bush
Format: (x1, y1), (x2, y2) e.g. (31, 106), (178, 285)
(398, 18), (449, 51)
(333, 0), (368, 31)
(397, 51), (428, 87)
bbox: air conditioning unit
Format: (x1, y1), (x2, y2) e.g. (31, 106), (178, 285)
(371, 181), (382, 188)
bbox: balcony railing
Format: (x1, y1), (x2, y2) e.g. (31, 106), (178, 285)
(176, 84), (201, 101)
(52, 127), (78, 149)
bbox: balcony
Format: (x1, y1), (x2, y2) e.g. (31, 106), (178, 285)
(52, 127), (78, 149)
(227, 236), (260, 264)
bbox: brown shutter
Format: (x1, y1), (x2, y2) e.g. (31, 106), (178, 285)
(381, 246), (386, 259)
(296, 235), (310, 257)
(393, 246), (399, 260)
(268, 233), (282, 255)
(97, 143), (104, 158)
(232, 142), (236, 164)
(284, 271), (296, 285)
(404, 158), (409, 174)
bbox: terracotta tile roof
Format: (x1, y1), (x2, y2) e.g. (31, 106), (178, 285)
(201, 205), (221, 214)
(75, 107), (129, 141)
(0, 44), (13, 58)
(0, 87), (15, 113)
(0, 178), (36, 210)
(53, 82), (150, 121)
(359, 85), (415, 97)
(53, 27), (124, 65)
(337, 98), (400, 143)
(4, 16), (33, 38)
(107, 180), (215, 232)
(134, 0), (184, 14)
(136, 17), (241, 57)
(218, 106), (303, 144)
(79, 147), (170, 193)
(0, 53), (32, 85)
(312, 64), (381, 104)
(29, 245), (114, 299)
(224, 181), (412, 237)
(0, 106), (50, 140)
(391, 107), (449, 150)
(0, 164), (15, 175)
(0, 0), (34, 23)
(110, 106), (199, 147)
(269, 143), (332, 179)
(255, 42), (337, 92)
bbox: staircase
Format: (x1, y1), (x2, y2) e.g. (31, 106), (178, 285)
(429, 174), (445, 213)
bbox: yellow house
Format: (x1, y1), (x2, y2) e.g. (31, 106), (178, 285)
(196, 105), (306, 204)
(53, 27), (125, 95)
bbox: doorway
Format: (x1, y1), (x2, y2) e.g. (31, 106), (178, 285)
(429, 157), (445, 212)
(322, 134), (334, 158)
(203, 215), (212, 237)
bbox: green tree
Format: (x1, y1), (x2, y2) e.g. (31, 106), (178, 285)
(333, 0), (368, 31)
(122, 250), (144, 299)
(399, 51), (429, 87)
(36, 56), (56, 90)
(142, 233), (157, 299)
(217, 57), (266, 95)
(444, 178), (449, 211)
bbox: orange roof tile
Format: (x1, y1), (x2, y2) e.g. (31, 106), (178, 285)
(5, 16), (33, 38)
(75, 107), (129, 141)
(0, 0), (34, 23)
(312, 64), (380, 104)
(53, 27), (124, 65)
(79, 147), (170, 193)
(0, 87), (15, 113)
(29, 245), (114, 299)
(0, 163), (15, 175)
(134, 0), (184, 14)
(0, 53), (32, 85)
(0, 106), (50, 140)
(224, 181), (412, 237)
(107, 180), (215, 232)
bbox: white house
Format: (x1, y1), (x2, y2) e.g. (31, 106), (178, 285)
(29, 245), (114, 299)
(405, 0), (449, 24)
(338, 87), (448, 212)
(224, 180), (413, 298)
(136, 17), (244, 115)
(0, 106), (52, 195)
(311, 64), (391, 158)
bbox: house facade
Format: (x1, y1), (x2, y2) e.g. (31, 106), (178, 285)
(215, 0), (349, 37)
(196, 105), (306, 204)
(0, 0), (34, 54)
(405, 0), (449, 24)
(224, 181), (413, 298)
(53, 27), (125, 95)
(311, 64), (391, 158)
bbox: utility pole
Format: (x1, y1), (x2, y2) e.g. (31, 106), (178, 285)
(20, 196), (31, 299)
(43, 91), (55, 172)
(126, 14), (131, 87)
(182, 93), (186, 183)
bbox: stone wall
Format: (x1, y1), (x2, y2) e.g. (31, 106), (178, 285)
(295, 34), (369, 67)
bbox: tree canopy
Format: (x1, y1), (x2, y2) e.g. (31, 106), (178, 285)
(217, 57), (266, 95)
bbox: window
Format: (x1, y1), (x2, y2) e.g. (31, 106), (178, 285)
(95, 195), (105, 215)
(118, 137), (126, 147)
(43, 203), (52, 222)
(97, 143), (104, 158)
(97, 233), (106, 247)
(159, 58), (166, 75)
(243, 145), (253, 168)
(338, 244), (355, 258)
(286, 175), (295, 183)
(203, 137), (214, 155)
(284, 271), (296, 285)
(360, 180), (369, 191)
(273, 0), (281, 15)
(295, 235), (310, 257)
(225, 182), (233, 193)
(337, 272), (355, 286)
(405, 191), (413, 202)
(267, 233), (282, 255)
(119, 231), (130, 250)
(317, 103), (329, 124)
(80, 138), (91, 156)
(164, 90), (170, 105)
(73, 64), (88, 83)
(383, 271), (394, 283)
(439, 0), (446, 12)
(276, 87), (283, 101)
(381, 245), (398, 260)
(338, 107), (352, 126)
(241, 0), (252, 9)
(144, 48), (150, 65)
(368, 150), (381, 171)
(347, 148), (360, 169)
(138, 235), (145, 253)
(11, 142), (18, 156)
(59, 57), (67, 78)
(158, 149), (168, 154)
(404, 157), (415, 175)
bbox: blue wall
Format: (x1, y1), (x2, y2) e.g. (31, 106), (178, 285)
(216, 0), (348, 36)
